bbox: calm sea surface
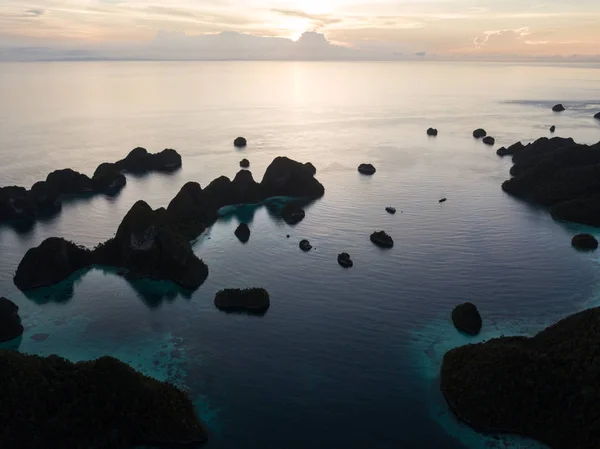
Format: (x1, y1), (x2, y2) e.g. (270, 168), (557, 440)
(1, 61), (600, 449)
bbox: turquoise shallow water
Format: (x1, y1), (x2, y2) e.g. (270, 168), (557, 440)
(1, 61), (600, 448)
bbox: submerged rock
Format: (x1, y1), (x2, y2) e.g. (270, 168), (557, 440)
(451, 302), (482, 335)
(240, 158), (250, 168)
(234, 223), (250, 243)
(552, 103), (565, 112)
(0, 351), (207, 448)
(337, 252), (353, 268)
(0, 297), (23, 342)
(550, 125), (556, 133)
(234, 137), (247, 148)
(427, 128), (438, 136)
(46, 169), (93, 195)
(385, 207), (396, 214)
(281, 202), (306, 225)
(370, 231), (393, 248)
(571, 233), (598, 250)
(214, 288), (270, 313)
(299, 239), (312, 252)
(14, 237), (93, 290)
(441, 306), (600, 449)
(358, 163), (376, 175)
(472, 128), (487, 139)
(482, 136), (495, 146)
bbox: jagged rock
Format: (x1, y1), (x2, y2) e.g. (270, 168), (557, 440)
(0, 186), (36, 221)
(483, 136), (495, 146)
(30, 181), (60, 212)
(234, 223), (250, 243)
(358, 163), (376, 175)
(440, 306), (600, 449)
(386, 207), (396, 214)
(299, 239), (312, 252)
(214, 288), (270, 313)
(0, 297), (23, 342)
(166, 182), (216, 239)
(115, 147), (181, 173)
(261, 156), (325, 198)
(370, 231), (393, 248)
(152, 148), (182, 172)
(496, 141), (525, 157)
(46, 169), (93, 195)
(473, 128), (487, 139)
(240, 158), (250, 168)
(550, 125), (556, 133)
(281, 202), (305, 225)
(0, 351), (207, 448)
(234, 137), (247, 148)
(231, 170), (261, 204)
(92, 162), (126, 194)
(14, 237), (93, 290)
(451, 302), (482, 335)
(427, 128), (438, 136)
(571, 234), (598, 250)
(552, 103), (565, 112)
(304, 162), (317, 176)
(337, 253), (353, 268)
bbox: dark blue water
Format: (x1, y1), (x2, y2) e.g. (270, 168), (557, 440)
(1, 61), (600, 449)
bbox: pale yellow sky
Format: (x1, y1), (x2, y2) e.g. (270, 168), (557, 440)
(1, 0), (600, 57)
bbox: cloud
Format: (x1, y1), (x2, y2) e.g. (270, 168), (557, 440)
(473, 27), (531, 49)
(22, 9), (45, 17)
(271, 8), (342, 29)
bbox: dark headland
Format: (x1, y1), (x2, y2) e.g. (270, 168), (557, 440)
(14, 156), (324, 291)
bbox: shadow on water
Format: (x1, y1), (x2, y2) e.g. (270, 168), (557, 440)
(218, 204), (259, 225)
(0, 218), (36, 235)
(21, 270), (86, 304)
(122, 276), (194, 309)
(213, 307), (269, 318)
(217, 196), (322, 227)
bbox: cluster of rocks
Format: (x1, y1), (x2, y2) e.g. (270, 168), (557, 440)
(14, 157), (325, 291)
(472, 128), (495, 146)
(0, 147), (181, 224)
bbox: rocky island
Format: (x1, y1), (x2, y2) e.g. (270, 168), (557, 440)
(0, 297), (24, 342)
(441, 306), (600, 449)
(214, 288), (270, 313)
(0, 147), (182, 225)
(500, 137), (600, 226)
(0, 350), (207, 449)
(14, 157), (324, 291)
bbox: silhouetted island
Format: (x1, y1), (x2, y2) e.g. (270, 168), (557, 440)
(358, 163), (376, 175)
(0, 297), (23, 342)
(14, 157), (324, 291)
(427, 128), (438, 136)
(337, 252), (353, 268)
(281, 202), (305, 225)
(214, 288), (270, 313)
(572, 234), (598, 250)
(550, 125), (556, 133)
(473, 128), (487, 139)
(0, 147), (181, 225)
(451, 302), (482, 335)
(501, 137), (600, 226)
(552, 103), (565, 112)
(234, 137), (247, 148)
(0, 350), (207, 448)
(441, 306), (600, 449)
(482, 136), (495, 146)
(370, 231), (393, 248)
(235, 223), (251, 243)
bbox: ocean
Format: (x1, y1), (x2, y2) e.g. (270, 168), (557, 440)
(1, 60), (600, 449)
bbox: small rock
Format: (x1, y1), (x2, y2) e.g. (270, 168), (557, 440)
(473, 128), (487, 139)
(234, 137), (247, 148)
(286, 234), (290, 238)
(571, 234), (598, 250)
(240, 158), (250, 168)
(386, 207), (396, 214)
(482, 136), (495, 146)
(552, 104), (565, 112)
(370, 231), (393, 248)
(234, 223), (250, 243)
(550, 125), (556, 133)
(452, 302), (482, 335)
(427, 128), (438, 136)
(337, 252), (353, 268)
(281, 203), (305, 225)
(299, 239), (312, 252)
(594, 112), (600, 120)
(358, 163), (376, 175)
(439, 198), (447, 203)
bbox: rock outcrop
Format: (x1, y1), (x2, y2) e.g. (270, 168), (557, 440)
(46, 169), (93, 195)
(441, 306), (600, 449)
(550, 125), (556, 133)
(92, 163), (126, 194)
(358, 163), (376, 175)
(496, 141), (525, 157)
(114, 147), (182, 173)
(30, 181), (60, 213)
(482, 136), (495, 146)
(214, 288), (270, 313)
(451, 302), (482, 335)
(552, 103), (565, 112)
(235, 223), (251, 243)
(571, 234), (598, 250)
(501, 137), (600, 226)
(370, 231), (394, 248)
(299, 239), (312, 252)
(0, 350), (207, 448)
(337, 252), (353, 268)
(0, 298), (23, 342)
(385, 207), (396, 214)
(240, 158), (250, 168)
(14, 237), (93, 290)
(473, 128), (487, 139)
(427, 128), (438, 136)
(261, 157), (325, 198)
(234, 137), (247, 148)
(281, 202), (305, 225)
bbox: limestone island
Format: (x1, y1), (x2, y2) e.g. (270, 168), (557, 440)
(214, 288), (270, 313)
(441, 306), (600, 449)
(500, 137), (600, 226)
(370, 230), (394, 248)
(0, 297), (24, 342)
(0, 350), (207, 448)
(0, 147), (181, 225)
(14, 157), (324, 291)
(451, 302), (482, 335)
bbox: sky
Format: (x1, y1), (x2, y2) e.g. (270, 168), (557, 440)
(1, 0), (600, 60)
